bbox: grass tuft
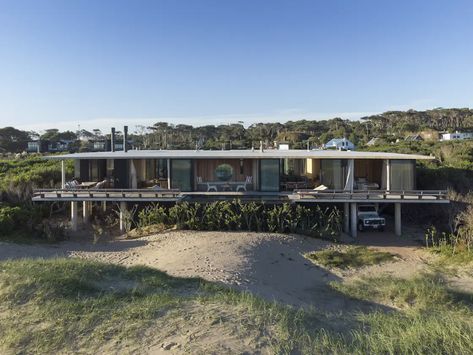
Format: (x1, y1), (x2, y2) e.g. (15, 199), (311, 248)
(0, 258), (472, 354)
(305, 246), (396, 269)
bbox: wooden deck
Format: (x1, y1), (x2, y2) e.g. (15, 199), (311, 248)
(32, 188), (449, 204)
(32, 188), (182, 202)
(294, 189), (449, 203)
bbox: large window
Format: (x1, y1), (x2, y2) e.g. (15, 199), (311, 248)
(320, 159), (347, 189)
(146, 159), (168, 180)
(171, 159), (192, 191)
(259, 159), (280, 192)
(390, 160), (415, 190)
(89, 160), (106, 181)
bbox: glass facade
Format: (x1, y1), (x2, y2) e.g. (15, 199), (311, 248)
(259, 159), (280, 192)
(390, 160), (415, 190)
(171, 159), (192, 191)
(320, 159), (347, 189)
(146, 159), (168, 180)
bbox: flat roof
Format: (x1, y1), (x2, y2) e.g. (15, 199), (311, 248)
(45, 149), (434, 160)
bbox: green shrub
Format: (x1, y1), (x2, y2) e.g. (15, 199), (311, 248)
(137, 200), (342, 238)
(137, 203), (168, 228)
(0, 205), (25, 235)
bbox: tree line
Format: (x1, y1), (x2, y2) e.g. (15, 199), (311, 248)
(1, 107), (473, 152)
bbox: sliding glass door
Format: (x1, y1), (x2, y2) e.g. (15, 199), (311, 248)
(259, 159), (280, 192)
(171, 159), (192, 191)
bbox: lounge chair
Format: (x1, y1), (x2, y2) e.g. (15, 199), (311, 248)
(64, 179), (80, 189)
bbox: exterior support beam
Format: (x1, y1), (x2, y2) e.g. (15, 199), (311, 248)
(394, 202), (402, 237)
(61, 160), (66, 189)
(386, 159), (391, 191)
(102, 201), (107, 212)
(71, 201), (78, 232)
(343, 202), (350, 233)
(350, 202), (357, 238)
(167, 159), (171, 189)
(119, 201), (127, 232)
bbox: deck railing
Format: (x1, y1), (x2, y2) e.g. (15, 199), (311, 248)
(32, 188), (182, 201)
(295, 189), (449, 201)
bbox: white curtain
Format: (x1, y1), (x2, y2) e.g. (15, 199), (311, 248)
(381, 160), (387, 190)
(130, 160), (138, 189)
(343, 159), (354, 191)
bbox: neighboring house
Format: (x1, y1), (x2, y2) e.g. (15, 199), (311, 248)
(27, 140), (48, 153)
(27, 140), (73, 153)
(324, 138), (355, 150)
(441, 132), (473, 141)
(89, 139), (131, 152)
(419, 130), (440, 141)
(404, 134), (424, 142)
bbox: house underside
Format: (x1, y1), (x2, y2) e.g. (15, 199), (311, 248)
(32, 149), (448, 238)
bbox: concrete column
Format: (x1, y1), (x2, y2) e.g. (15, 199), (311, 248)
(71, 202), (78, 232)
(350, 202), (357, 238)
(343, 202), (350, 233)
(386, 159), (391, 191)
(167, 159), (171, 189)
(61, 160), (66, 189)
(102, 201), (107, 212)
(119, 201), (127, 232)
(83, 201), (90, 224)
(394, 203), (402, 237)
(82, 201), (88, 223)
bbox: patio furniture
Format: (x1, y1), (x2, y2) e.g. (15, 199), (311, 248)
(197, 176), (218, 192)
(79, 181), (98, 189)
(236, 176), (253, 192)
(313, 184), (328, 191)
(95, 179), (108, 189)
(64, 179), (80, 189)
(355, 178), (380, 190)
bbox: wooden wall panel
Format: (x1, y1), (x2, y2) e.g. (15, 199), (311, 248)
(195, 159), (253, 182)
(354, 159), (383, 184)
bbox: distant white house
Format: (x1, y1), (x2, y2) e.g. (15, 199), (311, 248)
(324, 138), (355, 150)
(441, 132), (473, 141)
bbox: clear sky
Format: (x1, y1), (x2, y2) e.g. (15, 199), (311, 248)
(0, 0), (472, 133)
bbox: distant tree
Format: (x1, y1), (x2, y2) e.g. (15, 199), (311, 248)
(0, 127), (30, 152)
(41, 129), (77, 141)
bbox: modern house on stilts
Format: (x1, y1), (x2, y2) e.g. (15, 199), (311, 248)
(32, 127), (449, 238)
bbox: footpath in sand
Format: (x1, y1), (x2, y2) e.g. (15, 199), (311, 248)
(0, 230), (435, 310)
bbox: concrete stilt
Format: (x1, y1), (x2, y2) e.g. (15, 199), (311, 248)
(61, 160), (66, 189)
(102, 201), (107, 212)
(119, 201), (127, 232)
(350, 202), (357, 238)
(83, 201), (90, 224)
(343, 202), (350, 233)
(394, 203), (402, 237)
(71, 202), (78, 232)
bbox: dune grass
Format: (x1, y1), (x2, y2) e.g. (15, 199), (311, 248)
(305, 246), (396, 269)
(0, 258), (472, 354)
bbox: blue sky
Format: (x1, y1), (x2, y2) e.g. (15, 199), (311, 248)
(0, 0), (472, 133)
